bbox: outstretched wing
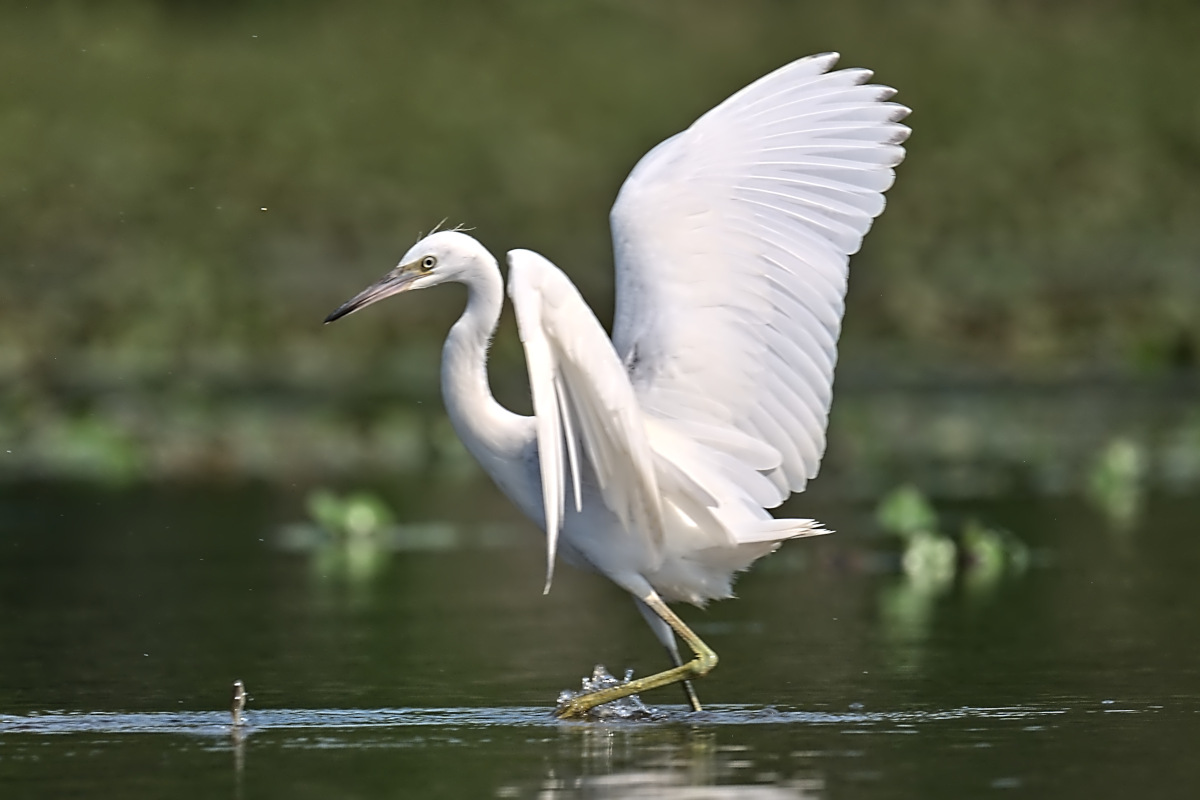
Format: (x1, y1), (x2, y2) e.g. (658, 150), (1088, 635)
(610, 52), (909, 500)
(507, 249), (665, 594)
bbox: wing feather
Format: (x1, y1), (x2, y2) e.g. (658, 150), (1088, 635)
(610, 52), (909, 500)
(508, 249), (666, 592)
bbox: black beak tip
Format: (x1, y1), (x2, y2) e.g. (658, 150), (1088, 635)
(324, 305), (351, 324)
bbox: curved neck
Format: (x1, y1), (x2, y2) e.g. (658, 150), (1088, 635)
(441, 258), (530, 470)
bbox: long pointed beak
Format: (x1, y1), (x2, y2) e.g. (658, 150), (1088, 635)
(324, 266), (421, 323)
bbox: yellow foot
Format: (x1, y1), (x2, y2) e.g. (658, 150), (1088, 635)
(554, 695), (595, 720)
(554, 591), (718, 720)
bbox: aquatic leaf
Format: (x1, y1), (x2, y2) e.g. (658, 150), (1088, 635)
(901, 532), (957, 590)
(305, 489), (395, 538)
(877, 485), (939, 539)
(1086, 437), (1145, 529)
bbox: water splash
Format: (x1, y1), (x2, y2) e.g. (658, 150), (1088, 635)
(555, 665), (667, 721)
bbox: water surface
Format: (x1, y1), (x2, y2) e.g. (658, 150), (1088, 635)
(1, 482), (1198, 797)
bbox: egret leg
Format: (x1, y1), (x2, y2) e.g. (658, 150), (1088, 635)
(556, 591), (717, 719)
(666, 647), (704, 712)
(635, 596), (702, 711)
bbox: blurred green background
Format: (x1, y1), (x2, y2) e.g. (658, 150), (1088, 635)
(4, 7), (1200, 795)
(2, 0), (1199, 486)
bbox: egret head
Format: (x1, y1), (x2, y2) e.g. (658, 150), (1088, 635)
(324, 230), (487, 323)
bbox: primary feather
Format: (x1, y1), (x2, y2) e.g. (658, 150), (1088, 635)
(612, 52), (910, 501)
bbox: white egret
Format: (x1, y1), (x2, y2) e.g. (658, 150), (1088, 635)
(325, 53), (909, 718)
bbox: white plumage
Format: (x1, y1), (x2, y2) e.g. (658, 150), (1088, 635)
(326, 53), (909, 717)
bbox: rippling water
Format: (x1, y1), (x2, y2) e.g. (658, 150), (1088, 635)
(2, 482), (1198, 797)
(2, 702), (1191, 797)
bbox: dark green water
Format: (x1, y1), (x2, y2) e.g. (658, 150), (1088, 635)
(1, 480), (1198, 797)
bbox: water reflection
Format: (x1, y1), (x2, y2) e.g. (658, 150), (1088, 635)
(538, 726), (822, 798)
(230, 722), (246, 800)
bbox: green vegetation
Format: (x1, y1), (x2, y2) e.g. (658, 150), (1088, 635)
(306, 488), (395, 539)
(1086, 437), (1147, 528)
(873, 482), (1031, 654)
(2, 1), (1199, 483)
(875, 484), (1030, 589)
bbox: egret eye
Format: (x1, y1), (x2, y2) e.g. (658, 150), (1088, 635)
(421, 255), (437, 271)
